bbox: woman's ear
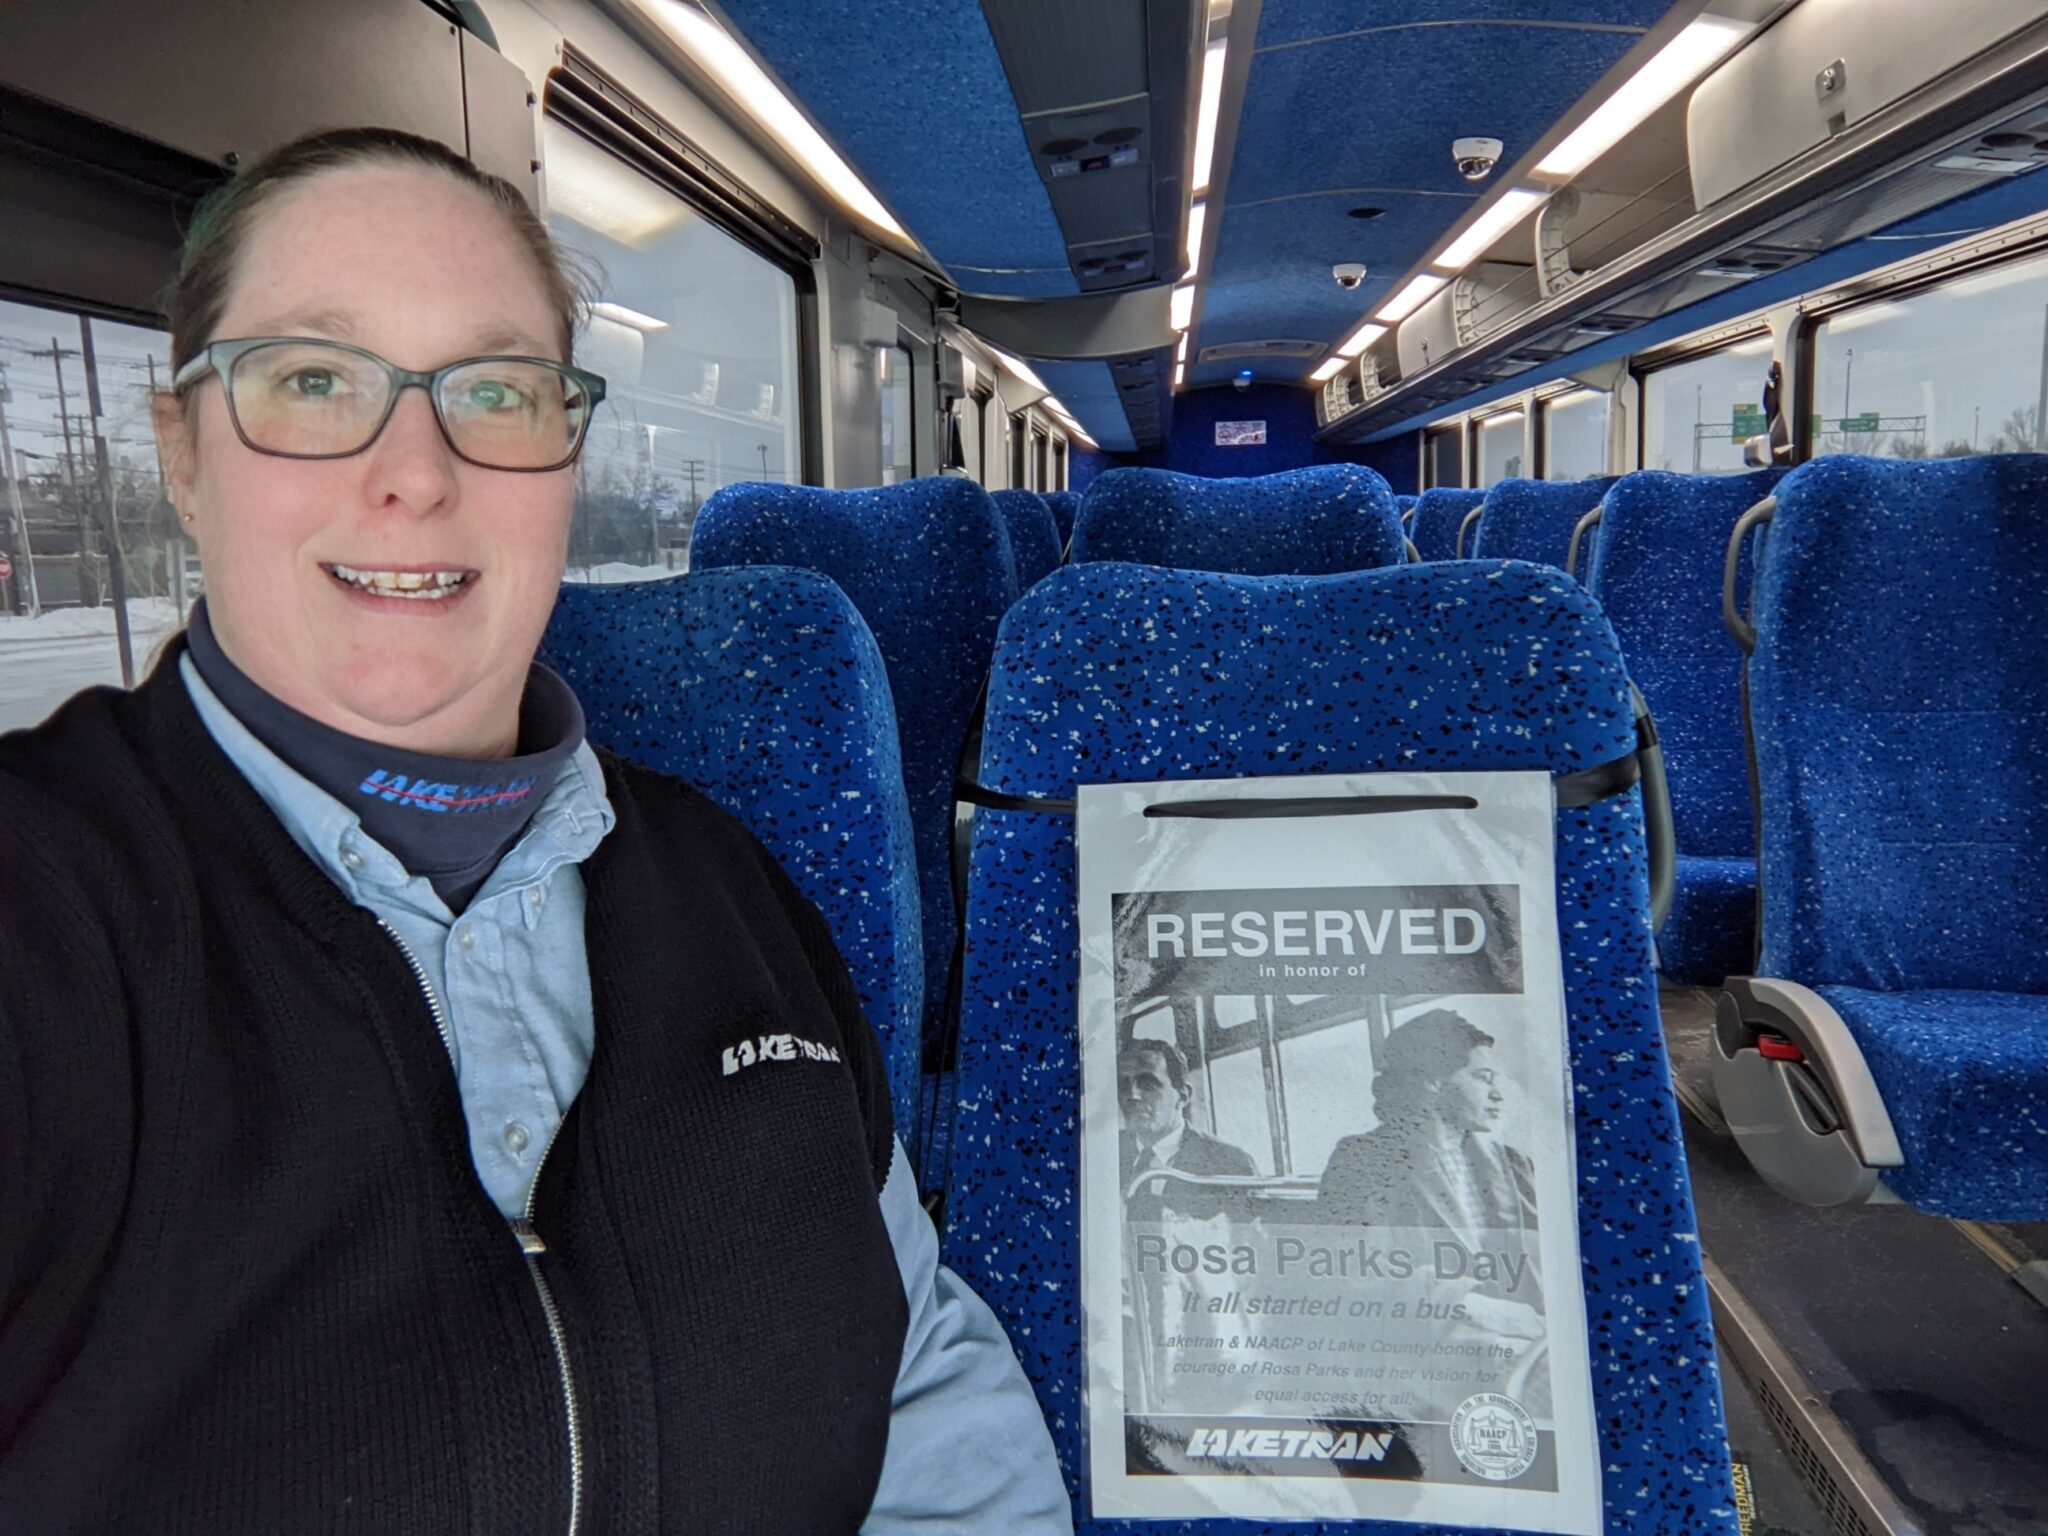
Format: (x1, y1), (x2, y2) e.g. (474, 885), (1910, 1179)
(151, 390), (198, 527)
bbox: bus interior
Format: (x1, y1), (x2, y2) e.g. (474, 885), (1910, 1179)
(2, 2), (2046, 1533)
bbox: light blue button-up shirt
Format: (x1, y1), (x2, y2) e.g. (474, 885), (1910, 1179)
(180, 656), (1071, 1534)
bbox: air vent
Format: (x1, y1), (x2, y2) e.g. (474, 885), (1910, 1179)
(1697, 243), (1808, 280)
(1197, 339), (1323, 362)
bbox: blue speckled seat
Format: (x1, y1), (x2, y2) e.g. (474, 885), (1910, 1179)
(992, 488), (1064, 591)
(943, 560), (1736, 1534)
(1043, 489), (1081, 549)
(1395, 493), (1417, 524)
(539, 567), (923, 1138)
(1069, 463), (1405, 575)
(1409, 486), (1485, 561)
(1750, 454), (2048, 1219)
(1586, 468), (1784, 983)
(691, 479), (1018, 1044)
(1472, 477), (1617, 566)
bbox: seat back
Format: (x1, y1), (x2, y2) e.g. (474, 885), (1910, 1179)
(1042, 488), (1080, 549)
(992, 488), (1064, 591)
(1586, 468), (1782, 861)
(1409, 486), (1485, 560)
(944, 559), (1734, 1533)
(1069, 463), (1404, 574)
(692, 478), (1018, 1038)
(1395, 492), (1418, 524)
(540, 568), (923, 1135)
(1473, 477), (1617, 566)
(1750, 454), (2048, 991)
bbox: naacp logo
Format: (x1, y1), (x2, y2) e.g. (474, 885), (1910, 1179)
(1449, 1393), (1537, 1482)
(721, 1032), (842, 1077)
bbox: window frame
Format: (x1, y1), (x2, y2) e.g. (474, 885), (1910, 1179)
(1630, 323), (1774, 474)
(543, 57), (824, 485)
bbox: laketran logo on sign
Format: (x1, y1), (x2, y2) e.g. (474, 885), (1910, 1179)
(359, 770), (539, 815)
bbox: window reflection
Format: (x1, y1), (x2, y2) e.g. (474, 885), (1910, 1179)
(880, 343), (913, 484)
(1475, 411), (1524, 487)
(1541, 389), (1608, 480)
(1640, 336), (1773, 474)
(543, 119), (802, 583)
(1813, 254), (2048, 459)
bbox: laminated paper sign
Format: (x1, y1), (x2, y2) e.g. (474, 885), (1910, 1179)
(1076, 772), (1601, 1532)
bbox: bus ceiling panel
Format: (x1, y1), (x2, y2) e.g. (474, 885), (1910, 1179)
(0, 0), (512, 188)
(1225, 21), (1650, 206)
(1251, 0), (1677, 46)
(957, 285), (1176, 362)
(1194, 192), (1464, 370)
(1030, 359), (1142, 454)
(708, 0), (1079, 298)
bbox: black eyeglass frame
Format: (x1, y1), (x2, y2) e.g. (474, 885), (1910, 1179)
(171, 336), (610, 473)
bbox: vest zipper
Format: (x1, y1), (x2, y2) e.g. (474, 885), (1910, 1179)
(376, 918), (586, 1536)
(514, 1137), (585, 1536)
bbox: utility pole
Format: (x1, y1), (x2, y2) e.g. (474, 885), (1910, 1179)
(0, 366), (41, 617)
(79, 319), (135, 686)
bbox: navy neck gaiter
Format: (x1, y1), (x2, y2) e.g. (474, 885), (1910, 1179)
(185, 599), (585, 912)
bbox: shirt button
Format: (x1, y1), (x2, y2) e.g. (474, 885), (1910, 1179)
(339, 847), (364, 871)
(526, 887), (544, 915)
(503, 1121), (531, 1156)
(457, 925), (476, 951)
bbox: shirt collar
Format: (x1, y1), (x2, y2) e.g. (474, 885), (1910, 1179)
(180, 653), (614, 917)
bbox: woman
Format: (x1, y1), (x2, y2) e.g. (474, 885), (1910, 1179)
(0, 128), (1068, 1534)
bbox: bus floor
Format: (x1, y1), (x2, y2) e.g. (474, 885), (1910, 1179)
(1661, 984), (2048, 1536)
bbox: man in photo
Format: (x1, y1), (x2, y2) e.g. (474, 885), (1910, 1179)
(1118, 1037), (1257, 1222)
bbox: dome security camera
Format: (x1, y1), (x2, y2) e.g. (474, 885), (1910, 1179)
(1453, 136), (1504, 181)
(1331, 262), (1368, 290)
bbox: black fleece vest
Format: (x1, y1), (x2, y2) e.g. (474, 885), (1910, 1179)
(0, 644), (907, 1535)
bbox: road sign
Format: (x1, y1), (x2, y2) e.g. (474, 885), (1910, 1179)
(1731, 404), (1766, 438)
(1844, 412), (1881, 433)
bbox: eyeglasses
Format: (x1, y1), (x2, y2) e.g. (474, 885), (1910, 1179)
(172, 337), (608, 472)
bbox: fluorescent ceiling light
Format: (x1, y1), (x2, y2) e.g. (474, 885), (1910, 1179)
(1174, 362), (1186, 388)
(1170, 284), (1195, 331)
(1192, 41), (1227, 195)
(1534, 16), (1751, 180)
(1375, 274), (1447, 323)
(983, 344), (1047, 393)
(1044, 395), (1068, 416)
(543, 124), (687, 247)
(1310, 357), (1347, 382)
(643, 2), (907, 238)
(1545, 386), (1605, 409)
(1337, 321), (1386, 359)
(1481, 409), (1525, 426)
(1433, 188), (1547, 272)
(590, 300), (670, 332)
(1186, 200), (1208, 279)
(1176, 333), (1188, 363)
(1823, 301), (1911, 334)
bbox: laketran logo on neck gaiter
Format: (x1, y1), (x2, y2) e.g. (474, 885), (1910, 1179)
(358, 770), (539, 815)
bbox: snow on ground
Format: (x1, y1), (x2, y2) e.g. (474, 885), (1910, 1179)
(560, 561), (685, 584)
(0, 599), (186, 736)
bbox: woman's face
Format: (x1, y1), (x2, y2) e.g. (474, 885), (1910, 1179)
(1435, 1046), (1505, 1135)
(157, 164), (575, 758)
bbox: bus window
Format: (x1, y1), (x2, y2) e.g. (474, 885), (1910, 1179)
(880, 342), (913, 484)
(1474, 410), (1525, 487)
(1541, 388), (1609, 479)
(1812, 252), (2048, 459)
(1424, 424), (1463, 488)
(1031, 427), (1047, 492)
(542, 120), (802, 582)
(1640, 335), (1774, 473)
(0, 299), (181, 735)
(1009, 412), (1026, 489)
(1053, 437), (1068, 490)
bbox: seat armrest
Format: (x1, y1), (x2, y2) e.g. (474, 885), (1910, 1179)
(1713, 977), (1904, 1206)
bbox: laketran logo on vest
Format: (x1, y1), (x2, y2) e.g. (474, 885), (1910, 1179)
(358, 770), (539, 814)
(723, 1032), (844, 1076)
